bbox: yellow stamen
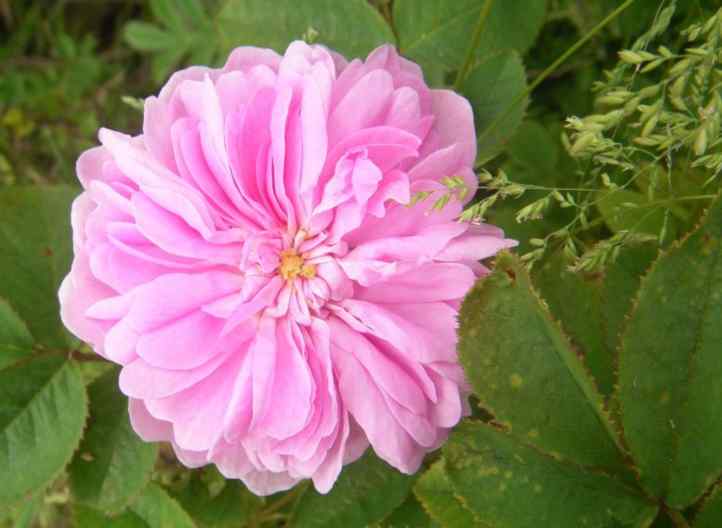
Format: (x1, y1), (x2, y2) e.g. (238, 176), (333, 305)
(279, 249), (315, 280)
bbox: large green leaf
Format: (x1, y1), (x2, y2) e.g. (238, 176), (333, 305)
(694, 483), (722, 528)
(69, 368), (158, 514)
(0, 298), (34, 370)
(218, 0), (394, 60)
(173, 472), (263, 528)
(445, 421), (658, 528)
(293, 451), (414, 528)
(461, 51), (528, 164)
(0, 355), (87, 507)
(458, 252), (626, 471)
(414, 461), (480, 527)
(395, 0), (546, 73)
(0, 185), (78, 347)
(618, 194), (722, 508)
(381, 494), (439, 528)
(73, 505), (148, 528)
(129, 483), (196, 528)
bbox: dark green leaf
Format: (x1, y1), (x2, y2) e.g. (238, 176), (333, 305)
(461, 51), (528, 164)
(414, 461), (479, 527)
(0, 185), (78, 347)
(534, 255), (613, 395)
(381, 494), (439, 528)
(458, 252), (626, 471)
(73, 505), (149, 528)
(694, 483), (722, 528)
(395, 0), (546, 72)
(124, 22), (179, 52)
(218, 0), (394, 60)
(597, 189), (669, 235)
(69, 368), (158, 514)
(129, 483), (196, 528)
(0, 297), (34, 370)
(0, 355), (87, 507)
(618, 194), (722, 507)
(444, 421), (658, 528)
(293, 451), (414, 528)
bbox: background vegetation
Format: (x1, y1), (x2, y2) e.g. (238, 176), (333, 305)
(2, 1), (722, 527)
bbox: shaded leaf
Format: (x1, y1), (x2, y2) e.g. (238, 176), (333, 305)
(0, 297), (34, 370)
(129, 483), (196, 528)
(458, 252), (626, 471)
(381, 494), (439, 528)
(461, 51), (528, 164)
(694, 483), (722, 528)
(73, 505), (148, 528)
(123, 22), (178, 52)
(618, 194), (722, 507)
(293, 451), (414, 528)
(414, 461), (479, 527)
(597, 189), (670, 236)
(0, 185), (78, 347)
(218, 0), (394, 60)
(0, 356), (87, 507)
(395, 0), (546, 73)
(444, 421), (658, 528)
(69, 368), (158, 514)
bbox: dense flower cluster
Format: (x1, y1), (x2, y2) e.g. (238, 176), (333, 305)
(59, 41), (515, 494)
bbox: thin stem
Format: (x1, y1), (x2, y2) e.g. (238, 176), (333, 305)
(453, 0), (495, 91)
(474, 0), (637, 167)
(666, 508), (691, 528)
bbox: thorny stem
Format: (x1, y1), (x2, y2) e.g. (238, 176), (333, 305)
(474, 0), (637, 168)
(453, 0), (495, 91)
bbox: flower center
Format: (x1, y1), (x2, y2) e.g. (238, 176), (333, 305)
(278, 249), (316, 281)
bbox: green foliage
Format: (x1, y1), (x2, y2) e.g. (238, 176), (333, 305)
(0, 186), (78, 347)
(618, 193), (722, 508)
(0, 356), (87, 508)
(0, 297), (34, 369)
(293, 451), (415, 528)
(414, 461), (477, 527)
(69, 368), (159, 514)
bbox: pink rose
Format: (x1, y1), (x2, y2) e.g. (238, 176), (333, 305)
(59, 41), (515, 495)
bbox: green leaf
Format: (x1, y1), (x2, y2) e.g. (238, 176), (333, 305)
(597, 189), (670, 236)
(460, 51), (528, 164)
(381, 494), (439, 528)
(504, 121), (560, 184)
(173, 472), (263, 528)
(0, 297), (34, 370)
(0, 355), (87, 508)
(414, 461), (479, 527)
(458, 252), (625, 470)
(600, 242), (657, 360)
(694, 483), (722, 528)
(0, 185), (78, 347)
(293, 451), (414, 528)
(69, 368), (158, 514)
(218, 0), (394, 60)
(618, 194), (722, 508)
(395, 0), (546, 73)
(124, 22), (179, 52)
(129, 483), (196, 528)
(73, 505), (148, 528)
(534, 255), (613, 395)
(444, 421), (658, 528)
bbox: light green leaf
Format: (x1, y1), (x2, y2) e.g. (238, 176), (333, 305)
(69, 368), (158, 514)
(73, 505), (149, 528)
(172, 472), (263, 528)
(395, 0), (546, 73)
(694, 483), (722, 528)
(293, 451), (414, 528)
(458, 252), (626, 471)
(0, 185), (78, 347)
(444, 421), (658, 528)
(618, 194), (722, 508)
(218, 0), (394, 60)
(124, 22), (179, 52)
(414, 461), (479, 527)
(130, 483), (196, 528)
(0, 356), (87, 508)
(534, 255), (613, 395)
(0, 297), (34, 370)
(381, 494), (439, 528)
(596, 189), (670, 235)
(461, 51), (528, 164)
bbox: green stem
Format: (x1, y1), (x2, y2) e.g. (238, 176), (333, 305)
(666, 508), (691, 528)
(453, 0), (495, 91)
(474, 0), (637, 166)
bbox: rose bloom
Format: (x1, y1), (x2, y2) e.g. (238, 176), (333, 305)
(59, 41), (515, 495)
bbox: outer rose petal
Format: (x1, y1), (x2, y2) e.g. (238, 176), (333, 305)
(59, 40), (516, 496)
